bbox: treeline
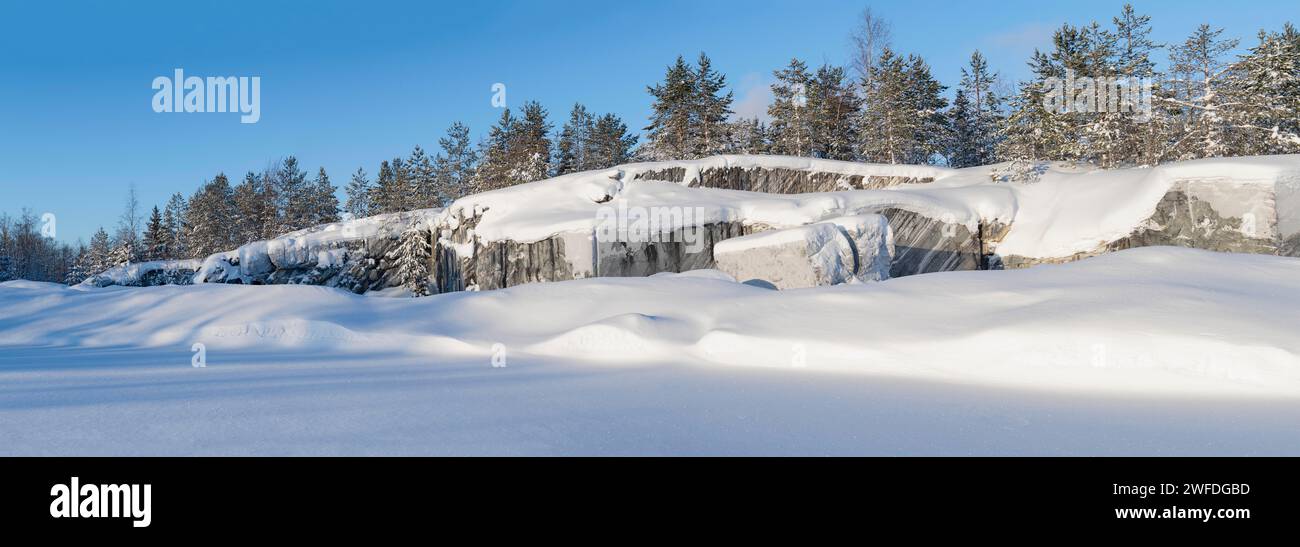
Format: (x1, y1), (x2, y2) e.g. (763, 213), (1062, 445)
(1, 104), (642, 285)
(4, 4), (1298, 285)
(639, 5), (1299, 169)
(0, 211), (76, 284)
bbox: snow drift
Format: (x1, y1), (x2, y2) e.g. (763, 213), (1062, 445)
(17, 247), (1300, 396)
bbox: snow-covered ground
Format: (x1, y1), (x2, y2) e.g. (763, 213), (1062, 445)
(3, 246), (1299, 455)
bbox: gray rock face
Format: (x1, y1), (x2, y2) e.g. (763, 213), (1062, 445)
(877, 208), (984, 277)
(426, 205), (984, 293)
(465, 237), (575, 291)
(1283, 233), (1300, 257)
(1111, 186), (1276, 254)
(430, 219), (754, 292)
(633, 165), (932, 193)
(998, 179), (1289, 268)
(595, 222), (751, 277)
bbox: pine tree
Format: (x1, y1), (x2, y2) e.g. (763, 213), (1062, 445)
(769, 58), (815, 156)
(433, 121), (478, 204)
(1167, 24), (1240, 159)
(644, 56), (698, 160)
(948, 51), (1004, 167)
(254, 164), (281, 239)
(1000, 51), (1072, 162)
(808, 64), (861, 160)
(588, 113), (638, 169)
(345, 167), (372, 218)
(183, 174), (238, 258)
(473, 109), (517, 192)
(1074, 6), (1162, 167)
(388, 157), (410, 212)
(555, 103), (595, 175)
(511, 101), (552, 183)
(391, 226), (432, 296)
(1225, 24), (1300, 155)
(725, 117), (769, 155)
(858, 50), (948, 164)
(693, 52), (734, 157)
(276, 156), (312, 232)
(233, 172), (267, 244)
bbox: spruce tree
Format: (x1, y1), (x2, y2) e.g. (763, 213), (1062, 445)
(141, 206), (166, 260)
(370, 160), (400, 214)
(392, 226), (432, 296)
(693, 52), (734, 157)
(1226, 25), (1300, 155)
(311, 167), (340, 224)
(947, 89), (981, 168)
(162, 192), (187, 259)
(276, 156), (312, 232)
(474, 109), (517, 192)
(65, 246), (89, 285)
(345, 167), (372, 218)
(948, 51), (1004, 167)
(87, 227), (113, 275)
(768, 58), (815, 157)
(433, 121), (478, 204)
(407, 146), (437, 209)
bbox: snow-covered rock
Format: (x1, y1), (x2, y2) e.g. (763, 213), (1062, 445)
(83, 154), (1300, 293)
(989, 155), (1300, 265)
(821, 214), (894, 282)
(80, 260), (201, 288)
(713, 223), (856, 289)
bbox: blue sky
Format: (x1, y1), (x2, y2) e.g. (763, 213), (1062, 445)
(2, 0), (1295, 244)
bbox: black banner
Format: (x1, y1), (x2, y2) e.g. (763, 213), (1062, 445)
(2, 457), (1290, 537)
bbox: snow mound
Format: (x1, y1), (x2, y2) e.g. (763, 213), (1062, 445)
(8, 247), (1300, 396)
